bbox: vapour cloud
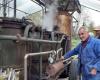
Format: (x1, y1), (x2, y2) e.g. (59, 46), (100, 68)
(42, 0), (58, 31)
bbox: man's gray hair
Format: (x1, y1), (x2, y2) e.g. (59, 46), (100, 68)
(78, 26), (89, 32)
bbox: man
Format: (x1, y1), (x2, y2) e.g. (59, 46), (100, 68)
(63, 27), (100, 80)
(93, 27), (100, 39)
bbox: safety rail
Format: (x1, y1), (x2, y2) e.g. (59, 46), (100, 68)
(0, 35), (65, 44)
(24, 48), (63, 80)
(24, 48), (73, 80)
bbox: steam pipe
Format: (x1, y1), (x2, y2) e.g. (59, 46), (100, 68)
(14, 0), (16, 18)
(24, 48), (70, 80)
(3, 0), (7, 17)
(52, 48), (63, 59)
(39, 43), (43, 79)
(0, 35), (65, 44)
(24, 50), (55, 80)
(57, 48), (63, 59)
(24, 24), (33, 37)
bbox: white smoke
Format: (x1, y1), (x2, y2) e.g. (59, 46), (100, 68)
(42, 0), (58, 31)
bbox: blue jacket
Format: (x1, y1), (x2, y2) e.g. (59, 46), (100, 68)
(64, 37), (100, 79)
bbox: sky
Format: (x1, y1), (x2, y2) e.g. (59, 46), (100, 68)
(89, 9), (100, 26)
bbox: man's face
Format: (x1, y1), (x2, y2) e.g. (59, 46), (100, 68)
(78, 29), (89, 41)
(96, 31), (100, 36)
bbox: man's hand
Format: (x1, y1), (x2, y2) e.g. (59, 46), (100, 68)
(90, 68), (97, 75)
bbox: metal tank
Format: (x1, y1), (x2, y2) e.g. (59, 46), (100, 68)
(0, 17), (69, 80)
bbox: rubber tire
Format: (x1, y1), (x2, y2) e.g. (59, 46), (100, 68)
(69, 59), (79, 80)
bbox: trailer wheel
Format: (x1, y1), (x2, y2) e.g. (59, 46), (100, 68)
(69, 59), (79, 80)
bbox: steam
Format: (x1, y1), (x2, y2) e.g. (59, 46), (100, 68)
(42, 1), (58, 31)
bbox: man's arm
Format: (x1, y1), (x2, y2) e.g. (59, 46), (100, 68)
(64, 44), (80, 59)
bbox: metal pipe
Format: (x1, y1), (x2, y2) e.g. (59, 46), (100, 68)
(24, 50), (55, 80)
(12, 70), (16, 80)
(39, 44), (42, 80)
(24, 48), (64, 80)
(8, 68), (13, 80)
(52, 48), (63, 59)
(57, 48), (63, 54)
(39, 55), (43, 80)
(63, 57), (72, 63)
(24, 24), (33, 37)
(0, 35), (65, 44)
(3, 0), (7, 17)
(14, 0), (16, 18)
(51, 32), (55, 41)
(57, 48), (63, 59)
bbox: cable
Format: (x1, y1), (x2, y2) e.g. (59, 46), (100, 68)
(81, 4), (100, 12)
